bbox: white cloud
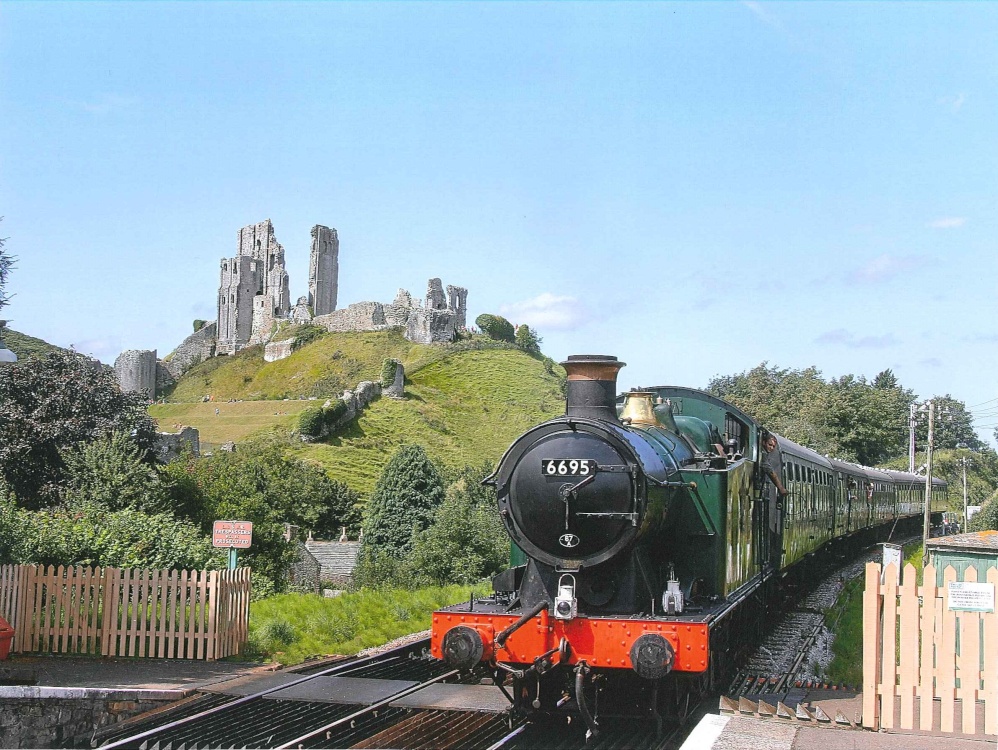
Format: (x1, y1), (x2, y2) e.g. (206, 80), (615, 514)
(499, 293), (590, 331)
(815, 329), (900, 349)
(927, 217), (966, 229)
(847, 254), (928, 284)
(75, 93), (138, 116)
(937, 93), (967, 112)
(919, 358), (943, 368)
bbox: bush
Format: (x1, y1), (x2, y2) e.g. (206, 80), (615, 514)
(61, 431), (169, 513)
(291, 324), (326, 352)
(323, 399), (348, 429)
(515, 325), (541, 355)
(475, 314), (515, 343)
(299, 407), (324, 437)
(193, 319), (208, 333)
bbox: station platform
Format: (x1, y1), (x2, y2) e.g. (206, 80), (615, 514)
(0, 653), (277, 701)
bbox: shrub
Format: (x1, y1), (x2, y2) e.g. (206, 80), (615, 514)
(193, 319), (208, 333)
(475, 314), (515, 343)
(323, 399), (348, 429)
(291, 324), (326, 352)
(515, 325), (541, 355)
(299, 407), (324, 437)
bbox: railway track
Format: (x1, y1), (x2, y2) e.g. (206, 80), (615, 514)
(89, 637), (690, 750)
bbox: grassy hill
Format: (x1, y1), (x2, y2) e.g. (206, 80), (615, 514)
(3, 328), (65, 359)
(151, 330), (566, 496)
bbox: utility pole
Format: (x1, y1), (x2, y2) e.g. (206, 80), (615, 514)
(958, 456), (972, 531)
(922, 401), (935, 565)
(908, 403), (917, 474)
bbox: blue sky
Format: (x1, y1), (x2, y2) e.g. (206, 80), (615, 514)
(2, 2), (997, 444)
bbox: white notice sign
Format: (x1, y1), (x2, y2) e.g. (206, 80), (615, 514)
(947, 581), (995, 612)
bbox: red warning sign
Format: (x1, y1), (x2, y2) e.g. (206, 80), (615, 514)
(212, 520), (253, 549)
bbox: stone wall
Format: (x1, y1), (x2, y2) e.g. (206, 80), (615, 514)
(152, 426), (200, 463)
(264, 340), (293, 362)
(0, 689), (178, 749)
(113, 350), (157, 400)
(249, 294), (277, 345)
(313, 302), (387, 333)
(287, 541), (321, 594)
(384, 362), (404, 398)
(164, 322), (217, 380)
(308, 225), (339, 316)
(217, 255), (258, 355)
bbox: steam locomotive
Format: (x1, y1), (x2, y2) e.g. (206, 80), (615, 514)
(430, 355), (947, 731)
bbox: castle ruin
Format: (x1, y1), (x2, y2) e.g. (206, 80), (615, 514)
(115, 218), (468, 396)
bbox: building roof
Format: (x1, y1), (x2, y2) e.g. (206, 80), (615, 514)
(926, 530), (998, 552)
(305, 540), (361, 580)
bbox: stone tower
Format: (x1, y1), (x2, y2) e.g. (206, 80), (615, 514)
(216, 220), (291, 354)
(114, 349), (157, 400)
(308, 225), (339, 316)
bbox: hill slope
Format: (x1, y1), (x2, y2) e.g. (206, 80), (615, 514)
(151, 330), (565, 496)
(4, 329), (65, 359)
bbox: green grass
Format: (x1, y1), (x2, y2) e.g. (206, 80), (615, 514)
(154, 330), (565, 495)
(246, 584), (487, 665)
(149, 400), (314, 445)
(825, 542), (923, 686)
(291, 348), (564, 495)
(4, 328), (65, 359)
(164, 329), (436, 403)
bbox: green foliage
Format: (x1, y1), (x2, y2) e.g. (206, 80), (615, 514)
(917, 395), (984, 452)
(0, 497), (218, 569)
(0, 350), (156, 507)
(406, 463), (507, 585)
(514, 325), (541, 355)
(0, 223), (12, 313)
(193, 319), (208, 333)
(246, 584), (486, 664)
(291, 324), (326, 352)
(381, 358), (401, 387)
(61, 431), (169, 513)
(298, 407), (325, 437)
(324, 399), (348, 427)
(475, 314), (515, 343)
(708, 363), (915, 465)
(361, 444), (445, 563)
(161, 438), (361, 587)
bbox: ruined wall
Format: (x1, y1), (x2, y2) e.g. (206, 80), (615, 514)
(308, 225), (339, 317)
(249, 294), (276, 345)
(313, 302), (387, 333)
(152, 426), (200, 463)
(164, 322), (217, 379)
(447, 285), (469, 329)
(290, 296), (312, 323)
(217, 255), (258, 354)
(264, 340), (293, 362)
(237, 220), (290, 316)
(113, 350), (157, 400)
(384, 289), (414, 327)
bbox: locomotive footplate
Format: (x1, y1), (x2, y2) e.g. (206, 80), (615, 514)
(432, 601), (710, 674)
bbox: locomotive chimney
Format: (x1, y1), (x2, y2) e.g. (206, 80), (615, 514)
(561, 355), (625, 422)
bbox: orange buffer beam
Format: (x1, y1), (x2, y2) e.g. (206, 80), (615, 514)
(432, 612), (709, 673)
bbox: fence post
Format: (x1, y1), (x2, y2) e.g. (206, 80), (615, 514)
(863, 561), (882, 729)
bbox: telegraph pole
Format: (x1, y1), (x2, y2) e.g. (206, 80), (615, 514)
(922, 401), (935, 565)
(908, 403), (917, 474)
(958, 456), (972, 530)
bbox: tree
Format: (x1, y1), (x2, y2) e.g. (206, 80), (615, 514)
(515, 325), (542, 355)
(0, 220), (13, 313)
(917, 395), (984, 452)
(0, 350), (156, 506)
(406, 463), (508, 585)
(475, 314), (515, 343)
(361, 444), (445, 560)
(61, 431), (170, 513)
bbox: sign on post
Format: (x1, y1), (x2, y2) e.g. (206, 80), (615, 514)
(213, 520), (252, 570)
(213, 521), (253, 548)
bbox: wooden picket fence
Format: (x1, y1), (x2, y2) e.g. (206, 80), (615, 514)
(863, 561), (998, 736)
(0, 564), (251, 660)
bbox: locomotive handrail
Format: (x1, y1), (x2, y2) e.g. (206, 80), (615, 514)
(495, 600), (549, 648)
